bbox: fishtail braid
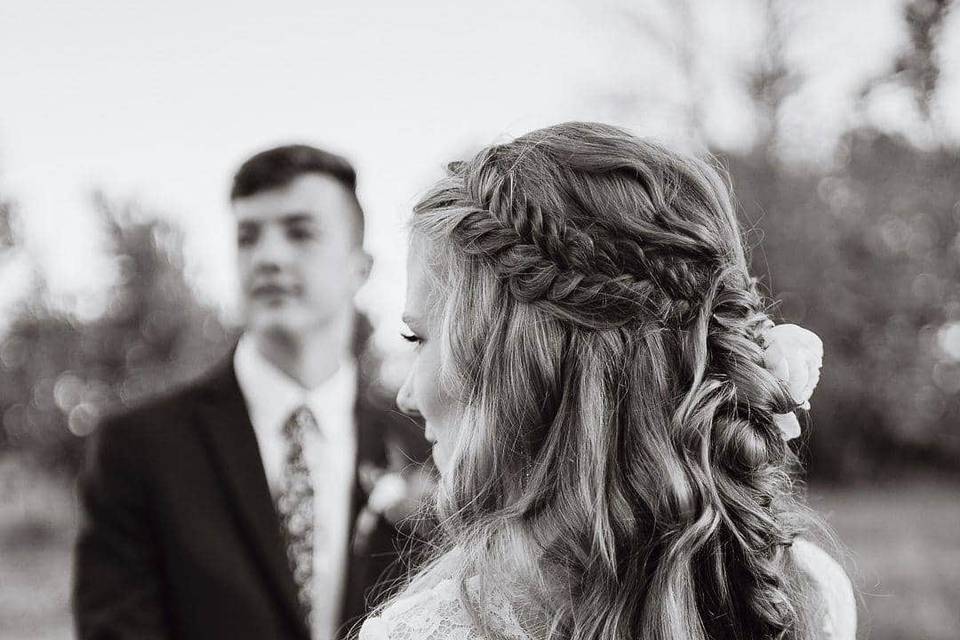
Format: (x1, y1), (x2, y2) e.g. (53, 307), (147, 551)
(442, 149), (719, 329)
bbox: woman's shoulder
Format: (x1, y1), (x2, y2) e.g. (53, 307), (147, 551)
(359, 564), (529, 640)
(359, 577), (468, 640)
(792, 538), (857, 640)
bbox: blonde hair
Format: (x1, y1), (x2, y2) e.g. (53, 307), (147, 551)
(401, 122), (821, 640)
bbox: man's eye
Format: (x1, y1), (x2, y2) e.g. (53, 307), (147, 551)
(287, 226), (315, 242)
(238, 227), (259, 247)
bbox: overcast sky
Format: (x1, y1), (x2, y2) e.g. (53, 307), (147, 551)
(1, 0), (957, 345)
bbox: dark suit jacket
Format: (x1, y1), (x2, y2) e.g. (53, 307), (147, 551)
(73, 355), (414, 640)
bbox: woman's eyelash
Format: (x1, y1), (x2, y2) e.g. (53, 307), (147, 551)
(401, 332), (421, 344)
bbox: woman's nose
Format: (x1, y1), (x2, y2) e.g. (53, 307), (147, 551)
(396, 375), (420, 417)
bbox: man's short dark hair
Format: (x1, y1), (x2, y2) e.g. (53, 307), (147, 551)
(230, 144), (365, 246)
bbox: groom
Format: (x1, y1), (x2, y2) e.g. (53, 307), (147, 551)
(73, 144), (423, 639)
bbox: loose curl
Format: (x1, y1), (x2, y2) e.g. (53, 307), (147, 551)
(402, 122), (822, 640)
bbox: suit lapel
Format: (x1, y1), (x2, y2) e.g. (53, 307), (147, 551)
(193, 359), (310, 639)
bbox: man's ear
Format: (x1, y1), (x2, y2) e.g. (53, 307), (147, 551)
(352, 250), (373, 285)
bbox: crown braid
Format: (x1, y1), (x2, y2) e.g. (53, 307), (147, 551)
(423, 143), (724, 330)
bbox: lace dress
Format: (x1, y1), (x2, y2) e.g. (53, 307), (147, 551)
(359, 540), (855, 640)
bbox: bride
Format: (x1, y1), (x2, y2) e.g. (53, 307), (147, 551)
(360, 122), (855, 640)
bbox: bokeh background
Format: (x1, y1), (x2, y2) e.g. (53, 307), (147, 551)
(1, 1), (959, 638)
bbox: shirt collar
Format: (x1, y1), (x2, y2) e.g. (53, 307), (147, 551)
(234, 334), (358, 440)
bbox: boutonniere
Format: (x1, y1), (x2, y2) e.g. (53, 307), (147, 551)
(352, 463), (414, 554)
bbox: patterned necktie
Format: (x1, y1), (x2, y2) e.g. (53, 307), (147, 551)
(276, 405), (317, 624)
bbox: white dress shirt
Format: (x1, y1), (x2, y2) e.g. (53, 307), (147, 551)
(234, 334), (358, 640)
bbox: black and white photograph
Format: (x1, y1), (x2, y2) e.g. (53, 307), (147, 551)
(1, 1), (958, 639)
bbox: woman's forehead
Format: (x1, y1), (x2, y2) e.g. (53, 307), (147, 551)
(404, 235), (441, 322)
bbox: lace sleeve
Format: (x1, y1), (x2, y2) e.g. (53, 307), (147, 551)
(793, 538), (857, 640)
(360, 541), (856, 640)
(358, 576), (529, 640)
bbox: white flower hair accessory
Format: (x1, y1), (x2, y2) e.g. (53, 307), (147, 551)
(761, 323), (824, 440)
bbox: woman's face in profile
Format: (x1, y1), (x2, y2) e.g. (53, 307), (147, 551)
(397, 235), (460, 475)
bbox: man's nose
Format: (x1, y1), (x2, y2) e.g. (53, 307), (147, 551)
(396, 375), (420, 417)
(250, 226), (289, 269)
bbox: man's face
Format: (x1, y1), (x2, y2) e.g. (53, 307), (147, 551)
(233, 173), (370, 337)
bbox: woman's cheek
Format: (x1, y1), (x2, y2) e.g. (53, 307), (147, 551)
(420, 345), (445, 422)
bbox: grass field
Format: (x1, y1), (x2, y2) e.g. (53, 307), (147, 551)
(1, 458), (957, 639)
(808, 481), (960, 640)
(0, 460), (75, 640)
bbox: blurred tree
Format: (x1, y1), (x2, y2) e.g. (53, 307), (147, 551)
(899, 0), (952, 113)
(749, 0), (803, 148)
(0, 196), (14, 453)
(612, 0), (960, 481)
(612, 0), (707, 144)
(726, 130), (960, 481)
(612, 0), (957, 153)
(0, 193), (233, 472)
(861, 0), (954, 118)
(0, 197), (13, 252)
(731, 0), (959, 481)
